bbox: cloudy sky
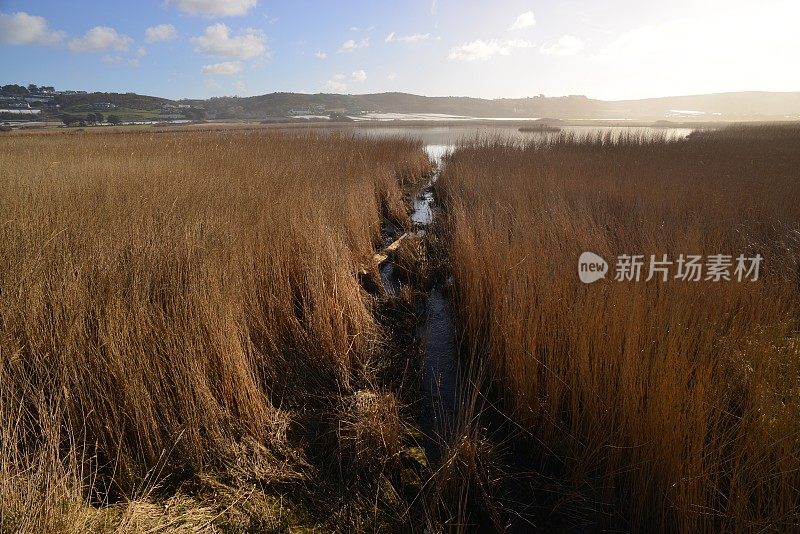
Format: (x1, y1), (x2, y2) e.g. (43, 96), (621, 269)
(1, 0), (798, 100)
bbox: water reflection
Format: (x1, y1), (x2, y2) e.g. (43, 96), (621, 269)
(424, 144), (451, 164)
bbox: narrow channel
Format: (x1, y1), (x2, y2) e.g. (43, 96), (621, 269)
(379, 143), (460, 463)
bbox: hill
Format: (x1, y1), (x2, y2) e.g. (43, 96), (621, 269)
(197, 91), (800, 121)
(54, 91), (173, 111)
(19, 89), (800, 122)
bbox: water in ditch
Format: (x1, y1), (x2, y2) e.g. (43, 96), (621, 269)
(379, 143), (459, 462)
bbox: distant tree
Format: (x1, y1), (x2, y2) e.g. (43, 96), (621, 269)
(62, 115), (79, 127)
(1, 84), (28, 95)
(27, 84), (39, 94)
(86, 113), (98, 125)
(107, 114), (121, 125)
(94, 112), (104, 124)
(41, 86), (55, 93)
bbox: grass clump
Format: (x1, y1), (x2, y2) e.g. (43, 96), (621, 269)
(0, 128), (432, 531)
(435, 125), (800, 531)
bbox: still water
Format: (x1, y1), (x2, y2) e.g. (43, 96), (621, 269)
(348, 124), (695, 145)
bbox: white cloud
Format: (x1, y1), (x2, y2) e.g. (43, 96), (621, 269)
(201, 61), (243, 75)
(448, 38), (532, 61)
(338, 38), (369, 52)
(233, 80), (246, 92)
(136, 47), (147, 57)
(321, 70), (367, 93)
(504, 39), (533, 49)
(540, 35), (584, 56)
(385, 32), (430, 43)
(510, 11), (536, 30)
(593, 17), (732, 63)
(191, 23), (267, 59)
(145, 24), (177, 43)
(0, 11), (65, 45)
(166, 0), (257, 17)
(321, 79), (347, 93)
(594, 23), (672, 61)
(315, 51), (327, 59)
(102, 55), (139, 67)
(387, 72), (397, 81)
(431, 0), (438, 16)
(68, 26), (133, 53)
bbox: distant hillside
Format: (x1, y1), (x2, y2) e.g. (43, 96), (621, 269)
(194, 91), (800, 121)
(186, 93), (593, 120)
(43, 90), (800, 122)
(593, 92), (800, 121)
(55, 92), (173, 111)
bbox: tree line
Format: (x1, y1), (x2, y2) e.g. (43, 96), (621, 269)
(1, 84), (56, 95)
(61, 113), (121, 127)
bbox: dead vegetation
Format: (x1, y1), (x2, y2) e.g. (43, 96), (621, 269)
(0, 129), (432, 532)
(435, 125), (800, 531)
(6, 121), (799, 532)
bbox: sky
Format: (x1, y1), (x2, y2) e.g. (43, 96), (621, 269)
(1, 0), (798, 101)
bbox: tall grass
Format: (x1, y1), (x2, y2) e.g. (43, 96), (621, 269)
(436, 126), (800, 531)
(0, 129), (431, 531)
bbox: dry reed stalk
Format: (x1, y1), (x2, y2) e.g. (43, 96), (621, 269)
(0, 129), (431, 531)
(435, 125), (800, 531)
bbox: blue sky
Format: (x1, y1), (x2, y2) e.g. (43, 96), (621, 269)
(1, 0), (799, 100)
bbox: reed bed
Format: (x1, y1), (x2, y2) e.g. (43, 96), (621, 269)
(0, 129), (431, 531)
(436, 125), (800, 531)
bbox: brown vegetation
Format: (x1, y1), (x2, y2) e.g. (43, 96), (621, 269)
(435, 125), (800, 531)
(0, 129), (432, 531)
(6, 122), (800, 532)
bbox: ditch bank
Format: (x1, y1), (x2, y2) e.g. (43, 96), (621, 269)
(368, 143), (525, 530)
(369, 144), (461, 464)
